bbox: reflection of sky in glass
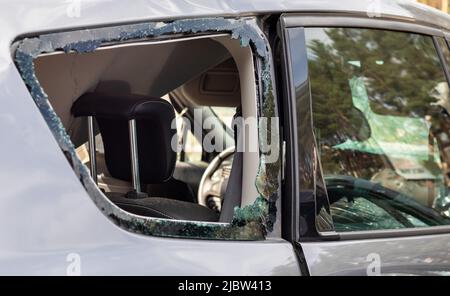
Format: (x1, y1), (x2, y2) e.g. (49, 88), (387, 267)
(305, 28), (334, 61)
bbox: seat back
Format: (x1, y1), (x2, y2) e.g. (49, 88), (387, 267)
(72, 92), (176, 184)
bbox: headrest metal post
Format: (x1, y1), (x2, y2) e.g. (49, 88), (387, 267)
(129, 119), (141, 192)
(87, 116), (97, 184)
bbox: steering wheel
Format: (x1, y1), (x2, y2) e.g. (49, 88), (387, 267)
(198, 146), (235, 211)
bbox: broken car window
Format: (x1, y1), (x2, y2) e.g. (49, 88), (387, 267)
(15, 17), (280, 240)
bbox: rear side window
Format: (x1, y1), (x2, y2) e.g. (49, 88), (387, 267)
(15, 18), (280, 241)
(305, 28), (450, 232)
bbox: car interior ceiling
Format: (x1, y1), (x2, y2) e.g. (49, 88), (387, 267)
(34, 36), (246, 222)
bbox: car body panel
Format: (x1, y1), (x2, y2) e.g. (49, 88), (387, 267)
(0, 1), (449, 42)
(0, 62), (300, 275)
(2, 0), (450, 275)
(0, 1), (304, 275)
(301, 234), (450, 275)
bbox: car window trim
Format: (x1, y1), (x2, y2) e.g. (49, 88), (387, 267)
(282, 13), (445, 36)
(433, 36), (450, 87)
(278, 20), (301, 242)
(281, 13), (450, 241)
(339, 225), (450, 240)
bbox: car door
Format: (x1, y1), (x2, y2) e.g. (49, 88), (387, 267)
(1, 11), (301, 275)
(279, 13), (450, 276)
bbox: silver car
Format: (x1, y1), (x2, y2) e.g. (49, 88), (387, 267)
(2, 0), (450, 276)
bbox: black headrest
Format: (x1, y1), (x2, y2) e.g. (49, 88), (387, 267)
(72, 93), (177, 183)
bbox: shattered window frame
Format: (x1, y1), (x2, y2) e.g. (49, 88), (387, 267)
(13, 17), (281, 241)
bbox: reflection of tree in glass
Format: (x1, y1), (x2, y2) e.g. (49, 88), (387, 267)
(307, 28), (447, 178)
